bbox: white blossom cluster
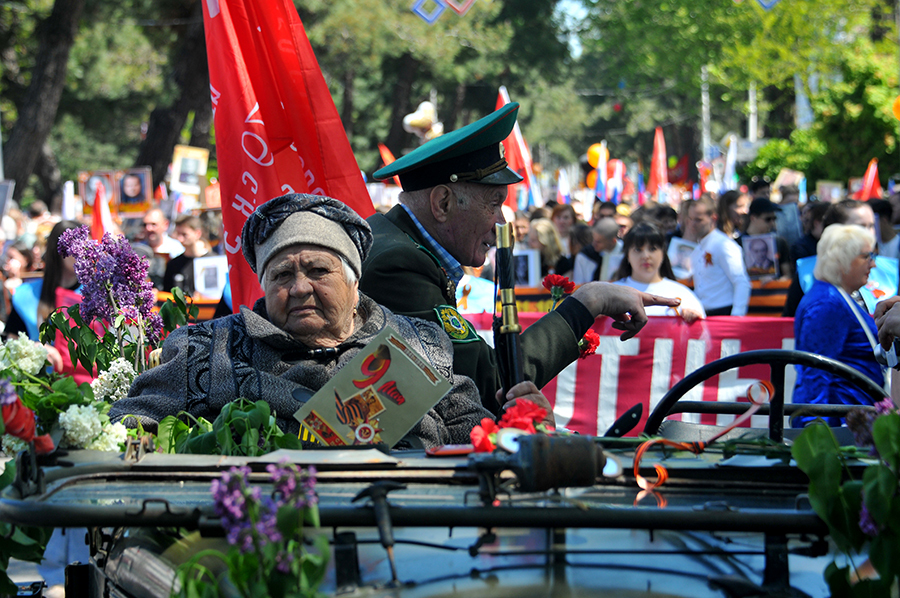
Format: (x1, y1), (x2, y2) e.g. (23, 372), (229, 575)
(91, 358), (137, 403)
(0, 333), (48, 376)
(86, 422), (128, 452)
(1, 433), (27, 456)
(59, 404), (104, 448)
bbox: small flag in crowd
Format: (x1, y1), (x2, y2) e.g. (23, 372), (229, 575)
(556, 169), (571, 204)
(647, 127), (667, 200)
(90, 183), (114, 241)
(497, 86), (543, 210)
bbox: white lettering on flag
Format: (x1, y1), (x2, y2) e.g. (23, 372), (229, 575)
(552, 360), (579, 430)
(649, 338), (674, 414)
(597, 337), (639, 435)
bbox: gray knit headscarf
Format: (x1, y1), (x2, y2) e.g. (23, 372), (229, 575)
(241, 194), (373, 282)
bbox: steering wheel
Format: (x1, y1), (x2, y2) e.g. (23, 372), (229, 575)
(642, 349), (886, 440)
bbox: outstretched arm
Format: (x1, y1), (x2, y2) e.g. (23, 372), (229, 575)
(571, 282), (682, 340)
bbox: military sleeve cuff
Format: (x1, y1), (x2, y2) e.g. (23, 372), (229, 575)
(556, 297), (594, 339)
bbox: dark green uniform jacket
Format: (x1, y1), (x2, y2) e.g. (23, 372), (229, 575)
(361, 205), (587, 415)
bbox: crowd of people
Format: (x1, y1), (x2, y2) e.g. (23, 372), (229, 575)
(4, 102), (899, 450)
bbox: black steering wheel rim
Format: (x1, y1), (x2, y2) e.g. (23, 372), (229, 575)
(642, 349), (886, 437)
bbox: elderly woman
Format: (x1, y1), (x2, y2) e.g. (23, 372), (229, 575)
(110, 194), (541, 448)
(793, 224), (884, 427)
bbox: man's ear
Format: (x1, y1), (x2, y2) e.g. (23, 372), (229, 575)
(429, 185), (453, 223)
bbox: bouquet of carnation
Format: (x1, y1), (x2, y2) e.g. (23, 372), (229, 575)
(173, 462), (328, 598)
(470, 398), (553, 453)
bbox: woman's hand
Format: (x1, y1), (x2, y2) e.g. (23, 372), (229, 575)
(45, 344), (63, 372)
(679, 307), (704, 324)
(496, 380), (556, 429)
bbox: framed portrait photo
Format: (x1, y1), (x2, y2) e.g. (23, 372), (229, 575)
(78, 171), (118, 219)
(743, 233), (778, 279)
(667, 237), (697, 281)
(512, 248), (541, 288)
(116, 167), (153, 217)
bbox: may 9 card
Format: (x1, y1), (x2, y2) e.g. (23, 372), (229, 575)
(293, 326), (452, 447)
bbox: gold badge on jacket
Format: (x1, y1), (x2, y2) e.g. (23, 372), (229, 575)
(434, 305), (480, 343)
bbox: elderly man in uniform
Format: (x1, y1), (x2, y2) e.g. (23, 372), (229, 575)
(361, 103), (679, 415)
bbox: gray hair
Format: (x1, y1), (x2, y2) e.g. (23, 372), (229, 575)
(592, 217), (619, 240)
(814, 224), (875, 286)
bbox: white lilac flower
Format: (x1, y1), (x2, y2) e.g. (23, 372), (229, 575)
(59, 404), (104, 448)
(0, 333), (48, 376)
(91, 358), (137, 403)
(86, 422), (127, 452)
(1, 434), (27, 456)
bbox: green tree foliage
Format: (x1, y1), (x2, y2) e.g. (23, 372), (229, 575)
(744, 42), (898, 188)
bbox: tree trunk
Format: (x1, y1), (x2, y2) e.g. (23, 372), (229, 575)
(35, 141), (63, 213)
(385, 53), (419, 156)
(135, 2), (210, 188)
(3, 0), (85, 202)
(444, 83), (466, 133)
(188, 100), (213, 151)
(340, 67), (354, 140)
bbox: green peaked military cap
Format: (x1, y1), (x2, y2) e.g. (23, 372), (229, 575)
(373, 102), (524, 191)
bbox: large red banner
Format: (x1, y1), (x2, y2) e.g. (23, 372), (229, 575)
(467, 315), (797, 437)
(203, 0), (374, 312)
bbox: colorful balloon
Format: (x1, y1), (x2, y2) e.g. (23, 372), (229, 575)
(587, 143), (609, 169)
(586, 169), (598, 189)
(892, 95), (900, 121)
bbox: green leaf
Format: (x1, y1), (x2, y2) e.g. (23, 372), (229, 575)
(862, 463), (897, 525)
(0, 461), (15, 491)
(873, 413), (900, 472)
(868, 529), (900, 582)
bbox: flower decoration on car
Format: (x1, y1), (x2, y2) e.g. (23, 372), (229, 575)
(541, 274), (599, 359)
(173, 462), (328, 598)
(470, 398), (551, 453)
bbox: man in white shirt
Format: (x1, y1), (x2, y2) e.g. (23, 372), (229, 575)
(572, 218), (623, 283)
(685, 196), (751, 316)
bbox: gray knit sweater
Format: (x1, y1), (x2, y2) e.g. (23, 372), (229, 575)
(109, 294), (491, 448)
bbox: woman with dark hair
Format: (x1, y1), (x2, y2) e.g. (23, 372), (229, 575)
(612, 222), (705, 323)
(6, 220), (87, 378)
(717, 190), (750, 240)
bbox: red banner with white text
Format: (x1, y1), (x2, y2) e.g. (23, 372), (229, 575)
(202, 0), (374, 312)
(467, 315), (797, 437)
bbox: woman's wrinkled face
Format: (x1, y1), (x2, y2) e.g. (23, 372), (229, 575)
(842, 244), (875, 293)
(262, 244), (358, 347)
(627, 242), (664, 284)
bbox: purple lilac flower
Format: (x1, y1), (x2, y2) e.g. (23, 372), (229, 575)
(875, 397), (895, 416)
(274, 550), (295, 574)
(267, 462), (317, 509)
(859, 502), (880, 536)
(57, 226), (161, 343)
(0, 378), (17, 405)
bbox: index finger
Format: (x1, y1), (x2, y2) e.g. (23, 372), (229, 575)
(642, 293), (681, 308)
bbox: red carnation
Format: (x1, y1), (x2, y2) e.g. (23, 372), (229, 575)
(542, 274), (575, 294)
(499, 398), (547, 430)
(470, 418), (499, 452)
(2, 398), (36, 443)
(33, 434), (55, 455)
(578, 329), (600, 359)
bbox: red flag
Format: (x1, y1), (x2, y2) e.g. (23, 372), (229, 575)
(854, 158), (883, 201)
(647, 127), (668, 198)
(203, 0), (373, 312)
(90, 183), (113, 241)
(496, 87), (543, 209)
(377, 144), (403, 187)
